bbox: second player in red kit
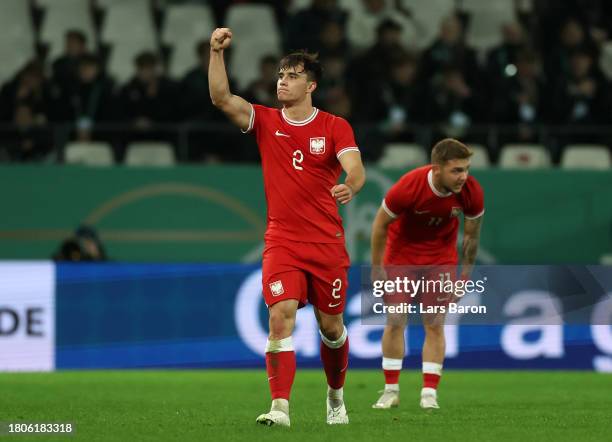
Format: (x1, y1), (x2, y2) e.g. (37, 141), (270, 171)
(209, 27), (365, 427)
(370, 139), (484, 411)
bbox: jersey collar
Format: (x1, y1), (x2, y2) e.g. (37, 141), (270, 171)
(427, 169), (453, 198)
(281, 107), (319, 126)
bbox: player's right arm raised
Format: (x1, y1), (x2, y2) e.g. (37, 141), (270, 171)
(208, 28), (252, 131)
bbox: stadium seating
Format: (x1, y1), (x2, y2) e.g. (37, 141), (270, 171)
(162, 3), (216, 78)
(101, 0), (157, 82)
(600, 41), (612, 80)
(64, 142), (114, 166)
(560, 144), (611, 170)
(226, 4), (281, 90)
(288, 0), (311, 13)
(462, 0), (516, 51)
(229, 41), (281, 91)
(402, 0), (456, 48)
(125, 142), (176, 167)
(0, 0), (35, 84)
(378, 143), (428, 168)
(39, 0), (95, 59)
(498, 144), (552, 169)
(344, 2), (418, 51)
(467, 143), (491, 168)
(225, 4), (279, 46)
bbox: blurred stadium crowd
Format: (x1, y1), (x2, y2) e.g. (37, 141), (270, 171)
(1, 0), (611, 166)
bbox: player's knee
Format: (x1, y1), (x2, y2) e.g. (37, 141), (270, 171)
(319, 318), (344, 341)
(386, 313), (407, 329)
(268, 305), (296, 338)
(424, 323), (444, 338)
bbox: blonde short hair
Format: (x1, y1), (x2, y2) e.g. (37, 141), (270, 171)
(431, 138), (473, 165)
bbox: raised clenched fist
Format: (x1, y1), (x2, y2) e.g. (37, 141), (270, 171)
(210, 28), (233, 52)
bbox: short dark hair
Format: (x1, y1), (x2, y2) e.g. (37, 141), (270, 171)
(279, 50), (322, 82)
(135, 51), (159, 68)
(196, 40), (210, 57)
(431, 138), (473, 164)
(78, 53), (99, 67)
(66, 29), (86, 44)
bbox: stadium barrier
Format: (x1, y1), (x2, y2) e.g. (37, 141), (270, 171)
(1, 262), (611, 372)
(0, 166), (611, 263)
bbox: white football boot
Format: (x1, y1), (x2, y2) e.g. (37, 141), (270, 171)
(372, 389), (400, 409)
(420, 388), (440, 410)
(255, 410), (290, 427)
(326, 398), (349, 424)
(256, 399), (290, 427)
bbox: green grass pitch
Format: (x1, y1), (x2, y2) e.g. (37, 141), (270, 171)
(1, 370), (610, 441)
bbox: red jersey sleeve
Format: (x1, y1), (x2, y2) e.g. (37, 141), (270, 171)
(332, 117), (359, 158)
(382, 173), (415, 218)
(242, 103), (267, 134)
(463, 177), (485, 219)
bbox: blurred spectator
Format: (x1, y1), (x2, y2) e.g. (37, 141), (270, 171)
(427, 66), (483, 140)
(52, 225), (108, 262)
(492, 49), (548, 151)
(318, 20), (350, 58)
(348, 18), (411, 133)
(550, 48), (610, 128)
(284, 0), (347, 52)
(180, 41), (229, 121)
(0, 61), (50, 123)
(51, 54), (116, 142)
(316, 53), (348, 107)
(52, 30), (88, 92)
(2, 104), (51, 162)
(486, 22), (527, 87)
(179, 41), (249, 162)
(420, 14), (481, 88)
(545, 18), (598, 82)
(324, 87), (352, 120)
(117, 52), (178, 160)
(378, 53), (423, 138)
(119, 52), (178, 131)
(243, 54), (279, 108)
(346, 0), (417, 51)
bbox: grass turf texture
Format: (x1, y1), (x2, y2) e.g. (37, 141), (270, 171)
(0, 370), (610, 441)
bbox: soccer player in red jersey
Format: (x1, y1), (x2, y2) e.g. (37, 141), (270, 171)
(208, 28), (365, 426)
(370, 139), (484, 410)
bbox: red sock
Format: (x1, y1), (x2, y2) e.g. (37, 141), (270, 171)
(384, 369), (400, 385)
(423, 373), (441, 389)
(320, 336), (349, 389)
(265, 351), (296, 399)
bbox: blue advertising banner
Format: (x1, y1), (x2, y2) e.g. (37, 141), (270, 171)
(49, 264), (612, 372)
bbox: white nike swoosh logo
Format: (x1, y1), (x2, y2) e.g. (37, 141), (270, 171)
(436, 296), (451, 302)
(268, 376), (278, 381)
(328, 302), (342, 308)
(275, 130), (290, 137)
(415, 210), (430, 214)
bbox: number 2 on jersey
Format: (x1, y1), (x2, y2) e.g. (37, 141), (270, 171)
(331, 278), (342, 299)
(293, 149), (303, 170)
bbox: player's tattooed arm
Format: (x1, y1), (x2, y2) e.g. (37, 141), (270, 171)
(461, 215), (483, 278)
(332, 151), (365, 205)
(208, 28), (252, 131)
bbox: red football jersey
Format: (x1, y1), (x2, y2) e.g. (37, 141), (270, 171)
(382, 165), (484, 265)
(245, 104), (359, 243)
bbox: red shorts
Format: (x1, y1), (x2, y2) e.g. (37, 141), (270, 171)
(382, 264), (459, 308)
(262, 239), (350, 315)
